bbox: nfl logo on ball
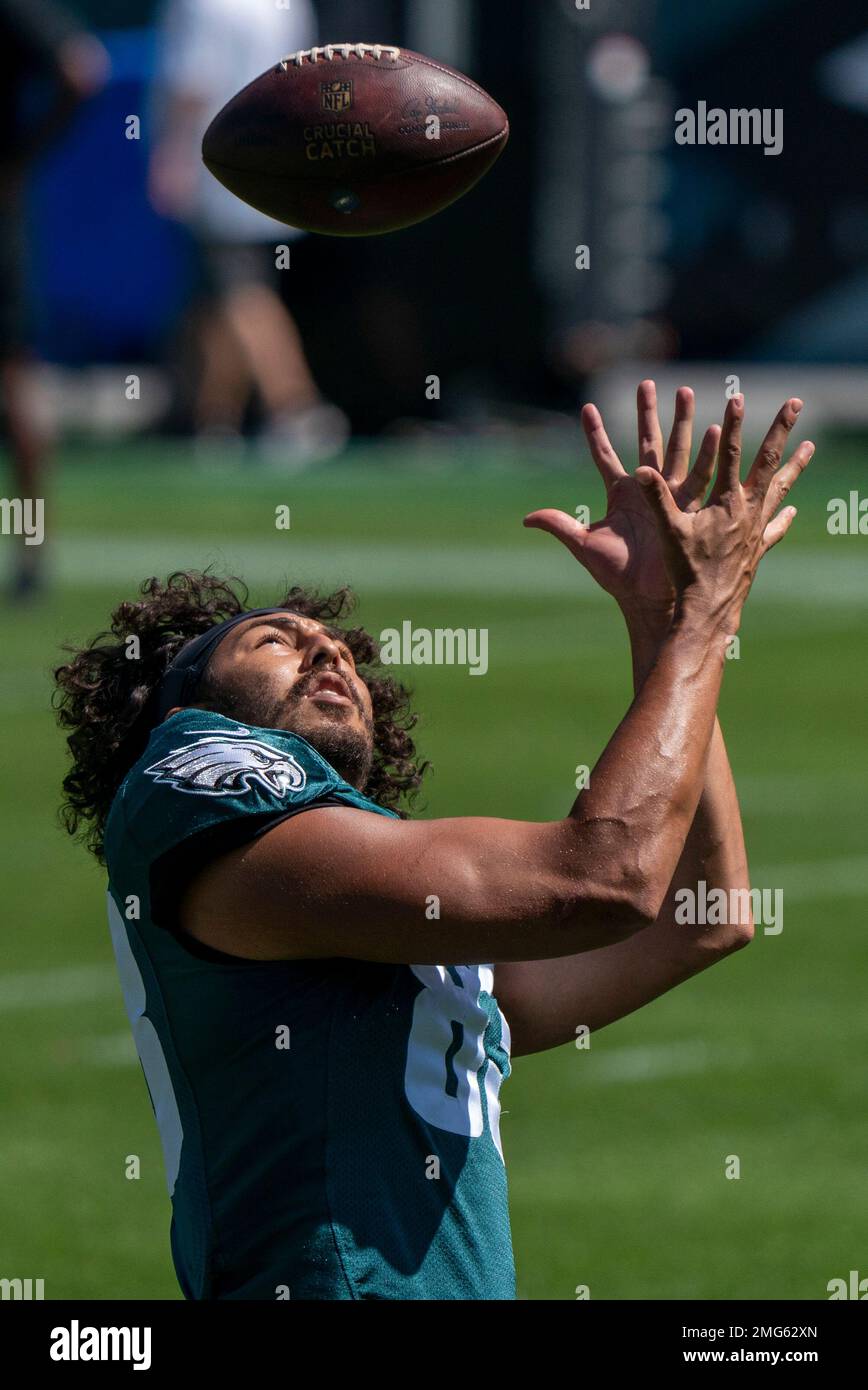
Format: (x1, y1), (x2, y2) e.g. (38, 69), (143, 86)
(322, 80), (353, 112)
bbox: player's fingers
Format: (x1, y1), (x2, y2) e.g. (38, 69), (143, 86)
(636, 380), (665, 471)
(763, 440), (815, 522)
(746, 398), (803, 497)
(635, 467), (684, 536)
(710, 394), (744, 499)
(663, 387), (695, 483)
(523, 509), (590, 560)
(680, 425), (720, 510)
(581, 404), (626, 489)
(762, 506), (798, 553)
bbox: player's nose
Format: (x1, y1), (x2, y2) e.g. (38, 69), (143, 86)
(304, 632), (345, 671)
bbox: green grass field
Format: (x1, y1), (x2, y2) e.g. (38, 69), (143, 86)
(1, 435), (866, 1300)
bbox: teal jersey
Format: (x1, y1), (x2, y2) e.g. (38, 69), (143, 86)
(103, 710), (514, 1300)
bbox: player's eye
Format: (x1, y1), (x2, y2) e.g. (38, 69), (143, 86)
(257, 631), (290, 648)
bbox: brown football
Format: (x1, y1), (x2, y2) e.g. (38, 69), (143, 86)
(201, 42), (509, 236)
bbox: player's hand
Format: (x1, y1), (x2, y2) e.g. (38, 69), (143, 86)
(634, 393), (815, 636)
(524, 382), (720, 618)
(523, 382), (812, 628)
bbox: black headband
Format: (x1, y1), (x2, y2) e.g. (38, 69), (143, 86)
(154, 608), (284, 724)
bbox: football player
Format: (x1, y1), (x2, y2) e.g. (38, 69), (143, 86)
(54, 385), (812, 1299)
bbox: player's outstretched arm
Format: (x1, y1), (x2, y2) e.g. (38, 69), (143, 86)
(496, 389), (814, 1052)
(181, 397), (799, 967)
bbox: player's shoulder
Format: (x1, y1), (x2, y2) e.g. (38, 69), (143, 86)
(127, 707), (336, 797)
(104, 709), (394, 875)
(140, 708), (323, 793)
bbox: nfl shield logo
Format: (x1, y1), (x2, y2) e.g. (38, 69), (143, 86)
(322, 80), (353, 112)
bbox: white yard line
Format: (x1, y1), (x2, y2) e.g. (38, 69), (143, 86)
(577, 1039), (761, 1086)
(0, 963), (118, 1013)
(79, 1031), (138, 1068)
(752, 855), (868, 899)
(53, 536), (868, 604)
(581, 1040), (712, 1084)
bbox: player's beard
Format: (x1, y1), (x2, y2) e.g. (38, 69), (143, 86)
(201, 670), (375, 792)
(284, 682), (375, 791)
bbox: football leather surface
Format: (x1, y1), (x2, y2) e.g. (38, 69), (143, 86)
(202, 42), (510, 236)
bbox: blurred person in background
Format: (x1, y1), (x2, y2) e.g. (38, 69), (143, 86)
(0, 0), (107, 600)
(149, 0), (349, 467)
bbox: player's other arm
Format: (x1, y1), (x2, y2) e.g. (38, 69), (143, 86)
(494, 722), (753, 1056)
(181, 400), (773, 965)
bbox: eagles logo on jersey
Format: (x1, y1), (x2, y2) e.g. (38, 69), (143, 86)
(144, 728), (307, 798)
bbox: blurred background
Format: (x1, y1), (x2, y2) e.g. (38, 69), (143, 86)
(13, 0), (868, 447)
(1, 0), (866, 1300)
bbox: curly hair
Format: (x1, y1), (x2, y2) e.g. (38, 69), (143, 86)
(53, 571), (429, 862)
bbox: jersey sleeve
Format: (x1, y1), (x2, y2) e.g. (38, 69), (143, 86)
(105, 709), (392, 930)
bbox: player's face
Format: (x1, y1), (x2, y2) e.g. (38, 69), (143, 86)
(197, 611), (375, 789)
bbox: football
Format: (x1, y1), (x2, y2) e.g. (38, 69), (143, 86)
(201, 42), (509, 236)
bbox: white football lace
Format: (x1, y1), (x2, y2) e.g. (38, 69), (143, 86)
(281, 44), (401, 68)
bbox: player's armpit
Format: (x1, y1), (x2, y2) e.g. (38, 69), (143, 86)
(178, 804), (653, 965)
